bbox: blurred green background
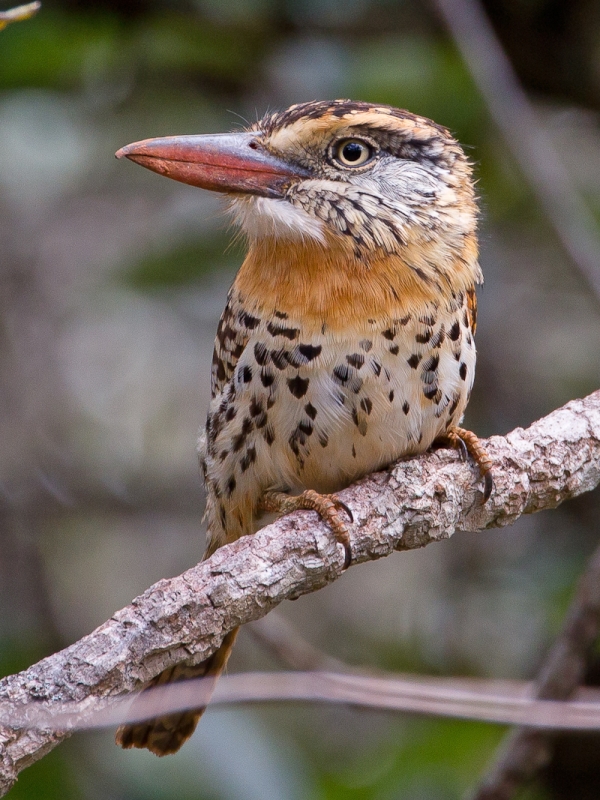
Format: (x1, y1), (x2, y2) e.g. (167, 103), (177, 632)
(1, 1), (599, 798)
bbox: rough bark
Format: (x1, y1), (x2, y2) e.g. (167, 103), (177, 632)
(0, 390), (599, 795)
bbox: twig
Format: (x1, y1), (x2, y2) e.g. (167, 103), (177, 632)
(432, 0), (600, 306)
(0, 2), (40, 31)
(468, 540), (600, 800)
(7, 672), (600, 734)
(0, 390), (599, 795)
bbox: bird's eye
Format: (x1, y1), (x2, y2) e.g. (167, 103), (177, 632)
(334, 139), (374, 167)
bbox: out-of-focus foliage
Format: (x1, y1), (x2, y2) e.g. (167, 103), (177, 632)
(1, 1), (599, 798)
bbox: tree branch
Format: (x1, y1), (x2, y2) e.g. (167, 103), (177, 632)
(0, 391), (599, 795)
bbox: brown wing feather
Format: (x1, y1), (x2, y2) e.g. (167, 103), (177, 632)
(211, 291), (258, 398)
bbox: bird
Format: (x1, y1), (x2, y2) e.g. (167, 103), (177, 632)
(114, 99), (492, 756)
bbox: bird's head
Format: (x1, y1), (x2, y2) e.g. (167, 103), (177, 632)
(117, 101), (481, 320)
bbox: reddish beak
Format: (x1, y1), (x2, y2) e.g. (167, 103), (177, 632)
(115, 132), (309, 198)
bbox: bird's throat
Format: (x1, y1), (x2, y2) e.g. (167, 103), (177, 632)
(234, 232), (479, 334)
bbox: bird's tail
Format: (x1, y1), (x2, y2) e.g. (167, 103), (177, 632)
(115, 627), (239, 756)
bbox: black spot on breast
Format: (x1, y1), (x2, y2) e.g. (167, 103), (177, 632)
(225, 406), (236, 422)
(305, 402), (317, 420)
(449, 394), (460, 416)
(459, 362), (467, 380)
(449, 320), (461, 341)
(287, 375), (310, 398)
(402, 400), (410, 414)
(241, 365), (252, 383)
(422, 354), (440, 373)
(254, 342), (269, 366)
(220, 449), (228, 461)
(239, 312), (260, 330)
(298, 343), (322, 361)
(232, 417), (254, 451)
(416, 329), (432, 344)
(274, 310), (288, 319)
(288, 432), (302, 456)
(359, 339), (373, 352)
(360, 397), (373, 415)
(352, 444), (356, 458)
(408, 353), (421, 369)
(430, 327), (445, 348)
(419, 313), (437, 326)
(249, 397), (263, 417)
(240, 446), (257, 472)
(289, 431), (303, 455)
(319, 432), (329, 447)
(389, 390), (395, 402)
(260, 369), (275, 387)
(333, 364), (350, 383)
(226, 476), (236, 496)
(399, 314), (411, 325)
(346, 353), (364, 369)
(264, 426), (275, 445)
(371, 360), (382, 377)
(333, 364), (363, 393)
(255, 411), (268, 428)
(285, 349), (305, 368)
(382, 328), (395, 340)
(298, 420), (313, 436)
(463, 310), (469, 327)
(267, 321), (299, 340)
(270, 349), (288, 370)
(389, 344), (400, 355)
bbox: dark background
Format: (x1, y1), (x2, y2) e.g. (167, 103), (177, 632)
(1, 1), (599, 798)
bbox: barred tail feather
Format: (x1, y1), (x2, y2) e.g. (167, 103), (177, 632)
(115, 628), (239, 756)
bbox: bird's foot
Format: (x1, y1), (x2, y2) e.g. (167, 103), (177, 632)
(441, 426), (493, 503)
(261, 489), (353, 569)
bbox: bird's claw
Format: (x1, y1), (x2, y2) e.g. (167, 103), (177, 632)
(482, 470), (494, 504)
(262, 489), (353, 570)
(441, 426), (493, 505)
(331, 497), (354, 525)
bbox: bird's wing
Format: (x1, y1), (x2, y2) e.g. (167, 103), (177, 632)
(210, 292), (256, 398)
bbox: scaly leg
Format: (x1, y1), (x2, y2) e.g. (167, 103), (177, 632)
(442, 426), (494, 503)
(262, 489), (353, 569)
